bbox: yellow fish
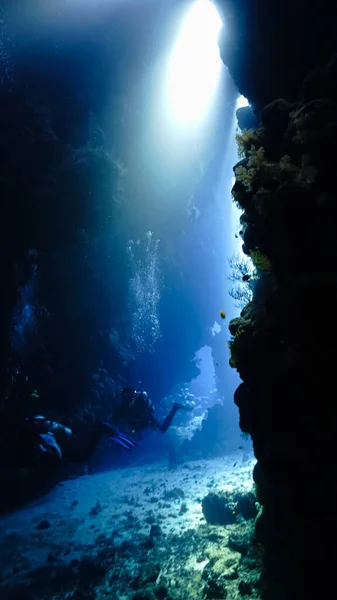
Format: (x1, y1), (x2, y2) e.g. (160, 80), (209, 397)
(220, 310), (226, 320)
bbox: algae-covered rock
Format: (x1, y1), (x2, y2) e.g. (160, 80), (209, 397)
(202, 492), (236, 525)
(132, 592), (155, 600)
(202, 489), (258, 526)
(202, 552), (242, 599)
(202, 560), (228, 599)
(238, 573), (260, 597)
(228, 527), (253, 557)
(261, 98), (299, 139)
(228, 54), (337, 600)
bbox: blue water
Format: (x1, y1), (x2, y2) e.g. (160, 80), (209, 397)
(0, 2), (257, 598)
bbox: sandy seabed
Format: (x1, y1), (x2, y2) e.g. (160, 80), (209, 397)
(0, 451), (258, 600)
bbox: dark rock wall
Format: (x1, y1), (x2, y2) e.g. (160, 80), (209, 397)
(227, 57), (337, 599)
(216, 0), (337, 108)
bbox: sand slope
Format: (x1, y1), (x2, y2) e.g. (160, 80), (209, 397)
(0, 452), (257, 599)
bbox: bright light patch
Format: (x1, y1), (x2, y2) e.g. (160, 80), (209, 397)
(167, 0), (222, 123)
(211, 321), (221, 336)
(236, 94), (250, 110)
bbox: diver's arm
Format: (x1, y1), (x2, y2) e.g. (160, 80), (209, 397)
(148, 414), (163, 433)
(37, 432), (63, 462)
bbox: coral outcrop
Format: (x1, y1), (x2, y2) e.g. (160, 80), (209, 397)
(202, 489), (258, 526)
(228, 56), (337, 599)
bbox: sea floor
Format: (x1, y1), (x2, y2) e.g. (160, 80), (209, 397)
(0, 451), (258, 600)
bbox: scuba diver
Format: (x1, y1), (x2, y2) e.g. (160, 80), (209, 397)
(0, 413), (138, 471)
(113, 387), (193, 437)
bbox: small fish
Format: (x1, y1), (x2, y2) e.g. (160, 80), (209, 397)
(31, 390), (39, 400)
(242, 274), (250, 282)
(215, 362), (219, 367)
(233, 462), (237, 467)
(235, 234), (238, 238)
(238, 446), (243, 450)
(220, 310), (226, 320)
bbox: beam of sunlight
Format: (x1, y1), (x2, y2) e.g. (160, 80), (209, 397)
(166, 0), (223, 124)
(236, 94), (250, 110)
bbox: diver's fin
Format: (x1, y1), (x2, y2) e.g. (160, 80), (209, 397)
(110, 436), (132, 450)
(100, 422), (137, 450)
(109, 432), (138, 450)
(118, 432), (138, 447)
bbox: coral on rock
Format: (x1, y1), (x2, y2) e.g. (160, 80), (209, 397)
(202, 489), (258, 526)
(228, 57), (337, 600)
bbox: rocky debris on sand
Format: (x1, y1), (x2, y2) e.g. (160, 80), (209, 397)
(150, 525), (162, 537)
(89, 501), (102, 516)
(35, 519), (51, 530)
(162, 488), (185, 501)
(0, 457), (259, 599)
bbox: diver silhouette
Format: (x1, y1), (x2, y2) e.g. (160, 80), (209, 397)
(113, 387), (193, 436)
(0, 413), (137, 472)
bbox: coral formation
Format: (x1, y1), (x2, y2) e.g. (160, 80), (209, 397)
(202, 489), (258, 526)
(228, 57), (337, 599)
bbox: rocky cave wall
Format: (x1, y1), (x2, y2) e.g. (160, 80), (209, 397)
(227, 57), (337, 599)
(214, 2), (337, 598)
(216, 0), (337, 109)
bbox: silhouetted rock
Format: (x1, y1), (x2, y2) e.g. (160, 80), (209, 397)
(202, 490), (258, 526)
(228, 56), (337, 600)
(217, 0), (336, 108)
(236, 106), (260, 131)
